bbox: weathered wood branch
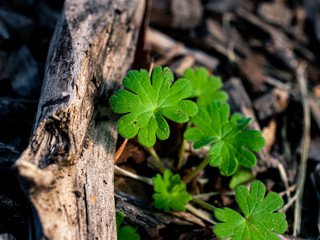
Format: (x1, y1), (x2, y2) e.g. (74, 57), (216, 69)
(115, 191), (208, 239)
(13, 0), (145, 239)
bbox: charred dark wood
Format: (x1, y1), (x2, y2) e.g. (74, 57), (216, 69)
(34, 2), (60, 31)
(0, 9), (35, 43)
(13, 0), (145, 239)
(0, 167), (32, 240)
(0, 142), (20, 167)
(9, 46), (40, 98)
(0, 98), (37, 149)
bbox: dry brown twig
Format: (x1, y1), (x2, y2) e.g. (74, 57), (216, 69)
(280, 62), (310, 236)
(293, 61), (310, 236)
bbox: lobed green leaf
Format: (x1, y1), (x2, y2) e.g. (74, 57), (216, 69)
(213, 181), (287, 240)
(183, 67), (228, 107)
(116, 211), (140, 240)
(184, 101), (266, 176)
(110, 67), (198, 147)
(152, 169), (192, 212)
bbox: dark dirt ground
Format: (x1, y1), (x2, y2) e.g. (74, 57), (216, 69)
(1, 0), (320, 239)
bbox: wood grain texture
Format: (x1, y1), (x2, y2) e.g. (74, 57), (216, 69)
(13, 0), (145, 239)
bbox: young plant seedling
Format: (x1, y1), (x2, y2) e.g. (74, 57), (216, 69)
(110, 66), (198, 148)
(213, 180), (287, 240)
(116, 211), (140, 240)
(184, 101), (266, 177)
(152, 169), (192, 212)
(184, 67), (228, 107)
(110, 66), (286, 239)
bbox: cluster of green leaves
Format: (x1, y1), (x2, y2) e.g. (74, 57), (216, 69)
(110, 67), (197, 147)
(214, 180), (287, 240)
(184, 101), (266, 176)
(152, 169), (192, 212)
(116, 211), (140, 240)
(110, 66), (287, 239)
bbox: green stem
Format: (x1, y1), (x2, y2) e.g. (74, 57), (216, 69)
(177, 121), (192, 170)
(191, 197), (216, 211)
(183, 157), (210, 184)
(149, 147), (165, 174)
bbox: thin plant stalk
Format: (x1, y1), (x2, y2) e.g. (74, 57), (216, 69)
(185, 204), (216, 225)
(191, 197), (216, 211)
(149, 147), (165, 174)
(183, 157), (210, 184)
(193, 191), (235, 199)
(293, 62), (310, 236)
(177, 121), (192, 170)
(114, 138), (128, 163)
(148, 61), (154, 76)
(114, 165), (153, 186)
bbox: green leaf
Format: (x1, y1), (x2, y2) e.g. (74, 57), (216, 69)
(116, 210), (124, 229)
(184, 101), (266, 176)
(110, 67), (198, 147)
(183, 67), (228, 107)
(213, 180), (287, 240)
(116, 211), (140, 240)
(229, 167), (255, 189)
(152, 169), (192, 212)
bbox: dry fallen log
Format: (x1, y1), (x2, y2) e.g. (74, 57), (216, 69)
(0, 142), (20, 166)
(13, 0), (145, 239)
(0, 166), (31, 240)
